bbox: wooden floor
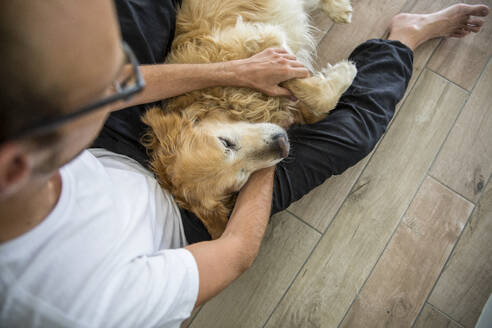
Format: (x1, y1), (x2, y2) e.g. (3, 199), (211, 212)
(183, 1), (492, 327)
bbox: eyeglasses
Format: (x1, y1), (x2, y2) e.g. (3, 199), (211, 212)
(3, 42), (145, 142)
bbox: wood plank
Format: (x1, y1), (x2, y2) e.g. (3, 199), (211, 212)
(310, 9), (334, 47)
(287, 0), (455, 232)
(414, 303), (464, 328)
(339, 176), (473, 328)
(265, 70), (468, 328)
(427, 0), (492, 90)
(189, 211), (320, 328)
(287, 156), (369, 232)
(428, 179), (492, 327)
(316, 0), (409, 66)
(430, 58), (492, 203)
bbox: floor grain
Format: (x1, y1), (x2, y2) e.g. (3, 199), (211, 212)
(338, 176), (473, 328)
(427, 179), (492, 327)
(414, 303), (464, 328)
(430, 58), (492, 203)
(188, 212), (320, 328)
(265, 70), (467, 328)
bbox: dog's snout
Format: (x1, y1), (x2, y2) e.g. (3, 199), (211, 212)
(270, 132), (289, 158)
(271, 133), (286, 141)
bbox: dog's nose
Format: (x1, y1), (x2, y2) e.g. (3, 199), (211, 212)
(271, 132), (290, 158)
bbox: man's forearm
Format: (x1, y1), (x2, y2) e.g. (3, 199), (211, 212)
(109, 62), (238, 112)
(185, 167), (275, 307)
(221, 167), (275, 267)
(107, 48), (310, 112)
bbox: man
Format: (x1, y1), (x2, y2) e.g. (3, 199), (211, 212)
(0, 0), (488, 327)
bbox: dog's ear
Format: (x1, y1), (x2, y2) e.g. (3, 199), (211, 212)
(141, 107), (195, 191)
(142, 107), (193, 146)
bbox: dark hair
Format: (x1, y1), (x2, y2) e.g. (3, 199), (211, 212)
(0, 16), (62, 146)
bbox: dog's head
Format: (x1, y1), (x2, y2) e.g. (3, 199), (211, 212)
(142, 107), (289, 237)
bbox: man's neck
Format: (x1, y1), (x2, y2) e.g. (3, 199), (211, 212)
(0, 171), (62, 243)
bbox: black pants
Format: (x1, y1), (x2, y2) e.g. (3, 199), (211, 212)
(94, 0), (414, 244)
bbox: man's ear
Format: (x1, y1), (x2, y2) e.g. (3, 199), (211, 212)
(0, 142), (31, 197)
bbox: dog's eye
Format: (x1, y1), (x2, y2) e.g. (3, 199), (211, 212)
(218, 137), (236, 150)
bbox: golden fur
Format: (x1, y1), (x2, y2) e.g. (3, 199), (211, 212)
(142, 0), (356, 239)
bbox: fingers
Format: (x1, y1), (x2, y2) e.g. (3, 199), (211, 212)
(268, 86), (293, 97)
(287, 59), (306, 67)
(289, 67), (310, 79)
(268, 48), (289, 54)
(250, 48), (310, 97)
(262, 47), (307, 69)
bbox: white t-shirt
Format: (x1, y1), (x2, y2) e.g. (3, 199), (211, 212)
(0, 149), (199, 328)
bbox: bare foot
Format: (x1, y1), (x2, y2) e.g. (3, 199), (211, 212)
(388, 3), (490, 50)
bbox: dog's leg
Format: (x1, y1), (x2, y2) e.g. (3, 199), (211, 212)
(321, 0), (353, 23)
(283, 60), (357, 124)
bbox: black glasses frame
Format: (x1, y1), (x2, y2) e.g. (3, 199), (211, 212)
(3, 42), (145, 142)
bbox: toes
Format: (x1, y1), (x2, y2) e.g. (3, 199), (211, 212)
(462, 17), (484, 33)
(467, 17), (485, 27)
(451, 28), (471, 38)
(462, 4), (490, 17)
(463, 24), (481, 33)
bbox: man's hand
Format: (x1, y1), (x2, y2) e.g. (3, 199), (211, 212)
(229, 48), (310, 97)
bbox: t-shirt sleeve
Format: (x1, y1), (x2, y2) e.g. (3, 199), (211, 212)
(93, 248), (199, 328)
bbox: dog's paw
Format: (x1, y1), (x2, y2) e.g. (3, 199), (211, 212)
(322, 60), (357, 93)
(322, 0), (353, 23)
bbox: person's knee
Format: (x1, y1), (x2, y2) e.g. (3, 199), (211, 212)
(359, 135), (377, 158)
(331, 134), (377, 175)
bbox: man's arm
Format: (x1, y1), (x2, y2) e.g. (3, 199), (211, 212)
(184, 166), (275, 307)
(109, 48), (309, 112)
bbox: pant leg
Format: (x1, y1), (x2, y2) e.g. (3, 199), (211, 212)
(271, 39), (413, 214)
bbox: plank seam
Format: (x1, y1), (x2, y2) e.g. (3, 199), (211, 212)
(334, 66), (451, 328)
(424, 55), (492, 204)
(261, 226), (325, 328)
(426, 67), (472, 92)
(428, 174), (476, 204)
(285, 210), (323, 235)
(413, 171), (492, 328)
(335, 135), (436, 328)
(336, 64), (471, 327)
(468, 55), (492, 92)
(423, 302), (466, 328)
(410, 55), (492, 328)
(409, 196), (478, 328)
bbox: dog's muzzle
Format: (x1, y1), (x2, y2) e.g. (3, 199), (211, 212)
(271, 132), (290, 158)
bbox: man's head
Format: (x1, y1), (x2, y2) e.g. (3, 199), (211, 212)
(0, 0), (125, 197)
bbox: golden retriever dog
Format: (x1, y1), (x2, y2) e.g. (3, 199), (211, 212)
(142, 0), (356, 239)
